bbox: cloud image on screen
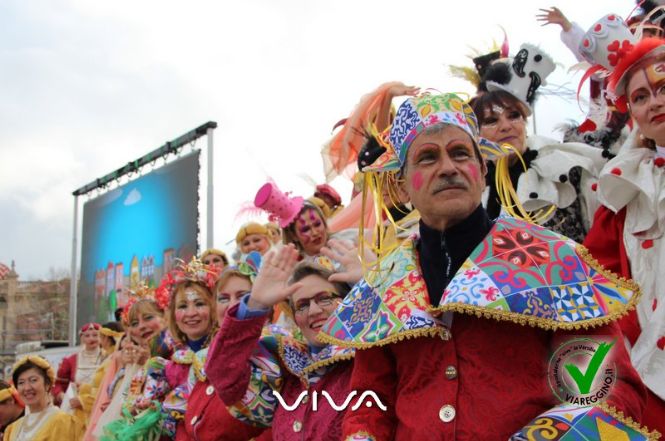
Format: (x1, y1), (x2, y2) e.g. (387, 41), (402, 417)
(78, 151), (200, 324)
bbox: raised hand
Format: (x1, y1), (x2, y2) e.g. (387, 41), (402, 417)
(248, 244), (302, 310)
(536, 7), (572, 32)
(376, 82), (421, 131)
(386, 82), (420, 99)
(320, 239), (376, 285)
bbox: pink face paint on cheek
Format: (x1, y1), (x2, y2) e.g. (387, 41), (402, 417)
(467, 163), (480, 181)
(175, 310), (185, 323)
(296, 213), (313, 244)
(412, 171), (424, 191)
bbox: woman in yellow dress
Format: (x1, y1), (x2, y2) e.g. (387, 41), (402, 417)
(3, 356), (82, 441)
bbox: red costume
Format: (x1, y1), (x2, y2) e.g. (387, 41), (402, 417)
(175, 380), (264, 441)
(207, 303), (354, 441)
(343, 316), (644, 440)
(586, 206), (665, 434)
(321, 212), (653, 440)
(53, 353), (77, 405)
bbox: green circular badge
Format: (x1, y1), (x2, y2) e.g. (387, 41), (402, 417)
(547, 337), (617, 406)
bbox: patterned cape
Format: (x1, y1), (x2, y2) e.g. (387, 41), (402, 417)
(511, 403), (660, 441)
(323, 216), (659, 441)
(228, 324), (355, 427)
(320, 216), (640, 348)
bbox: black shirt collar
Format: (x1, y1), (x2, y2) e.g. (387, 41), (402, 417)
(417, 204), (493, 306)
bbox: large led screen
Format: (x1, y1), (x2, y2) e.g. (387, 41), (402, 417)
(78, 151), (200, 325)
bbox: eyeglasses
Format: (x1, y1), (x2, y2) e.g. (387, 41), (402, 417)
(293, 291), (342, 315)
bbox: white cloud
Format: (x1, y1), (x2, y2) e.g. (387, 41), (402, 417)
(123, 188), (142, 206)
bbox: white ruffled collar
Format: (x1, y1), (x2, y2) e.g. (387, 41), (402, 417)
(656, 145), (665, 159)
(597, 147), (665, 239)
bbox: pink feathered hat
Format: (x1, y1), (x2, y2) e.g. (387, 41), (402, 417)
(254, 182), (304, 228)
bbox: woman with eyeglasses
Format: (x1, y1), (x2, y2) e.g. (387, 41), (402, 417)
(207, 243), (358, 441)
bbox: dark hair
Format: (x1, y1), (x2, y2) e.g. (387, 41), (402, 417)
(103, 321), (123, 332)
(470, 90), (528, 127)
(12, 360), (51, 389)
(114, 307), (124, 322)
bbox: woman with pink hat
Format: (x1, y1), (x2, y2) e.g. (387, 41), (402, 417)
(581, 12), (665, 434)
(254, 182), (334, 260)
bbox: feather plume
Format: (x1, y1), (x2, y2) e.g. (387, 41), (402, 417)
(234, 201), (266, 222)
(448, 65), (481, 88)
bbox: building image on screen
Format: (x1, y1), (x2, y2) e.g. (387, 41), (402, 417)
(78, 151), (200, 324)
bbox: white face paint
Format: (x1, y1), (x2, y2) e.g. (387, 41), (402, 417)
(492, 104), (505, 115)
(185, 289), (200, 303)
(174, 287), (212, 341)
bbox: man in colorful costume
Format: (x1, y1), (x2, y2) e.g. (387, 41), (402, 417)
(319, 92), (657, 440)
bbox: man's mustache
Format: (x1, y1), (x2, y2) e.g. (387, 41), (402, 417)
(431, 176), (468, 193)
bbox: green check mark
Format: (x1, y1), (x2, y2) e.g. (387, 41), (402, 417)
(564, 340), (615, 394)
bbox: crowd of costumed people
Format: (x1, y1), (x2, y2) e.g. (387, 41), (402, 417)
(2, 2), (665, 440)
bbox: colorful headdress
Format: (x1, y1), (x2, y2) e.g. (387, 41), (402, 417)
(314, 184), (342, 206)
(578, 13), (665, 110)
(447, 28), (510, 91)
(356, 92), (521, 259)
(121, 281), (164, 324)
(201, 248), (229, 265)
(254, 182), (305, 228)
(100, 327), (124, 340)
(235, 222), (270, 245)
(484, 43), (555, 115)
(222, 251), (262, 283)
(79, 322), (101, 333)
(12, 355), (56, 385)
(308, 196), (333, 219)
(360, 92), (510, 173)
(155, 258), (218, 305)
(0, 385), (23, 406)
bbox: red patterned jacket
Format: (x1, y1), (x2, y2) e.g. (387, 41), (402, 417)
(175, 379), (265, 441)
(342, 316), (644, 440)
(321, 214), (649, 440)
(207, 304), (354, 441)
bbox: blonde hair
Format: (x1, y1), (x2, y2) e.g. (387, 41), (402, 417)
(265, 222), (282, 243)
(127, 299), (164, 327)
(235, 222), (270, 245)
(214, 269), (252, 295)
(201, 248), (229, 266)
(167, 282), (216, 345)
